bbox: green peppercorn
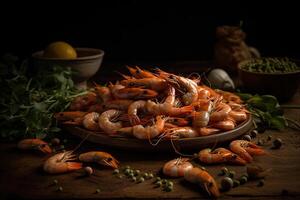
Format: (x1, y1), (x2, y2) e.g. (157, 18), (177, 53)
(228, 171), (235, 178)
(143, 173), (149, 179)
(165, 186), (173, 192)
(273, 138), (282, 149)
(138, 177), (145, 183)
(95, 188), (101, 193)
(132, 177), (137, 182)
(221, 177), (233, 191)
(155, 177), (161, 182)
(243, 135), (251, 141)
(167, 181), (174, 187)
(134, 170), (140, 176)
(239, 176), (248, 184)
(53, 179), (58, 185)
(250, 130), (258, 138)
(148, 173), (154, 179)
(155, 181), (162, 187)
(257, 179), (265, 187)
(113, 169), (119, 174)
(57, 186), (63, 192)
(118, 175), (123, 179)
(221, 167), (228, 175)
(233, 179), (240, 187)
(162, 179), (167, 184)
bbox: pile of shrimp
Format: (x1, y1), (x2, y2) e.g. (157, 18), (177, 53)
(55, 66), (249, 141)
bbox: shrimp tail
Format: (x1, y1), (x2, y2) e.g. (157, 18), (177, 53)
(67, 162), (83, 171)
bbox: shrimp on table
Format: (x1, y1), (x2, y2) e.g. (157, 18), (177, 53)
(79, 151), (119, 169)
(118, 116), (166, 140)
(198, 148), (246, 165)
(98, 109), (123, 135)
(17, 139), (52, 154)
(82, 112), (100, 131)
(163, 158), (193, 177)
(43, 151), (82, 174)
(230, 140), (267, 163)
(157, 69), (198, 105)
(184, 167), (220, 198)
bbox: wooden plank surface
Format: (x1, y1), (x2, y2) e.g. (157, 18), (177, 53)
(1, 62), (300, 200)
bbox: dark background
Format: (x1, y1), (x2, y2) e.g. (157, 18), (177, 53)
(1, 1), (299, 63)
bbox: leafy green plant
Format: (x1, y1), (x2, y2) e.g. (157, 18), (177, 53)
(0, 54), (86, 140)
(236, 93), (287, 130)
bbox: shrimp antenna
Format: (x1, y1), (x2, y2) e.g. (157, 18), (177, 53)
(70, 133), (92, 154)
(170, 138), (194, 158)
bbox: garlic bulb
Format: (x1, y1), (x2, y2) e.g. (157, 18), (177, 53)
(207, 69), (235, 91)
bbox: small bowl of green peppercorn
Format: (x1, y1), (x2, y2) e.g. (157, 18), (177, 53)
(238, 57), (300, 102)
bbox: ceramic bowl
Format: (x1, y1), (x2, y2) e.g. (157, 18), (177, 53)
(32, 48), (104, 89)
(238, 59), (300, 102)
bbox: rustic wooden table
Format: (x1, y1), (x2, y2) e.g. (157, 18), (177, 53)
(1, 62), (300, 200)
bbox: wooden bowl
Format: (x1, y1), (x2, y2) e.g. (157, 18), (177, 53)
(63, 115), (253, 152)
(238, 60), (300, 102)
(32, 48), (104, 89)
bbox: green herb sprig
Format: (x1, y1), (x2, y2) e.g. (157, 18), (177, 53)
(0, 54), (86, 140)
(236, 93), (287, 130)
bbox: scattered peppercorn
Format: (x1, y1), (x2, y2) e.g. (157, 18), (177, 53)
(243, 135), (252, 141)
(233, 179), (240, 188)
(250, 130), (258, 138)
(257, 179), (265, 187)
(84, 166), (93, 176)
(221, 177), (233, 191)
(273, 138), (283, 149)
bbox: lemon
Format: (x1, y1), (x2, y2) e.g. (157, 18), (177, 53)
(43, 41), (77, 59)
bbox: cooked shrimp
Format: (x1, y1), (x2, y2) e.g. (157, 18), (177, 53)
(127, 100), (147, 125)
(216, 89), (242, 104)
(197, 86), (211, 99)
(82, 112), (100, 131)
(54, 111), (87, 121)
(94, 85), (112, 103)
(69, 92), (98, 111)
(192, 99), (213, 112)
(229, 110), (248, 123)
(192, 111), (210, 128)
(230, 140), (266, 163)
(198, 148), (246, 165)
(167, 117), (190, 127)
(157, 69), (198, 105)
(43, 151), (82, 174)
(113, 87), (158, 100)
(102, 99), (134, 111)
(198, 127), (220, 136)
(210, 119), (235, 131)
(98, 109), (123, 135)
(79, 151), (119, 169)
(121, 78), (168, 91)
(163, 127), (199, 139)
(127, 66), (157, 78)
(184, 167), (220, 198)
(17, 139), (52, 154)
(209, 102), (232, 122)
(118, 116), (166, 139)
(163, 158), (193, 177)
